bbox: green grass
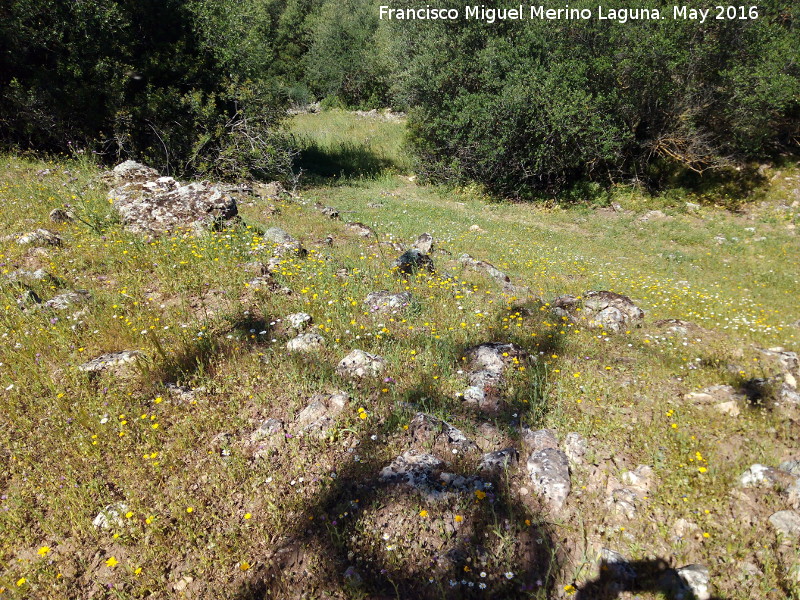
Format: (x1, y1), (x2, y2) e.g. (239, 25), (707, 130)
(0, 115), (799, 599)
(290, 109), (413, 180)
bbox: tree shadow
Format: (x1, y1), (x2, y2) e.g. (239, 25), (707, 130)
(233, 430), (561, 599)
(575, 558), (724, 600)
(228, 302), (576, 598)
(295, 139), (395, 181)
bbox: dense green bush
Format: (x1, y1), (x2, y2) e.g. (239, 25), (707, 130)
(389, 0), (800, 196)
(0, 0), (293, 181)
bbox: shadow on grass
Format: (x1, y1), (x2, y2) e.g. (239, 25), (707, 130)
(575, 558), (723, 600)
(229, 303), (586, 598)
(295, 139), (396, 181)
(234, 431), (561, 599)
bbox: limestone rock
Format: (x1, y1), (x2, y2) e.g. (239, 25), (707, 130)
(526, 448), (571, 510)
(607, 487), (639, 520)
(286, 333), (325, 353)
(738, 464), (795, 489)
(521, 428), (559, 453)
(17, 229), (62, 246)
(253, 181), (286, 199)
(769, 510), (800, 538)
(411, 233), (434, 254)
(599, 548), (637, 581)
(101, 160), (159, 186)
(49, 208), (74, 223)
(286, 312), (313, 330)
(581, 291), (645, 332)
(409, 412), (478, 453)
(664, 564), (711, 600)
(393, 248), (434, 275)
(345, 222), (374, 238)
(564, 432), (588, 465)
(263, 227), (305, 257)
(478, 448), (518, 472)
(250, 418), (285, 443)
(42, 290), (91, 310)
(336, 350), (386, 379)
(458, 253), (511, 285)
(364, 290), (412, 313)
(295, 391), (349, 437)
(79, 351), (143, 377)
(109, 171), (239, 234)
(92, 502), (129, 530)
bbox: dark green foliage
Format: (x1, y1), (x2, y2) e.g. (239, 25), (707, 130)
(390, 0), (800, 196)
(303, 0), (392, 108)
(0, 0), (293, 180)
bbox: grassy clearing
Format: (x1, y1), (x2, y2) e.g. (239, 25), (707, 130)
(0, 115), (799, 599)
(290, 109), (413, 180)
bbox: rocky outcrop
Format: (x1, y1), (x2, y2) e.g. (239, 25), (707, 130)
(106, 161), (238, 234)
(336, 350), (386, 379)
(552, 291), (644, 333)
(364, 290), (412, 313)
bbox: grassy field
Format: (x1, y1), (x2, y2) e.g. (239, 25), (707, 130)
(1, 112), (799, 599)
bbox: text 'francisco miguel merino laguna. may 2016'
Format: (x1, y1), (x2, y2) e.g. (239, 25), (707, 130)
(378, 5), (761, 24)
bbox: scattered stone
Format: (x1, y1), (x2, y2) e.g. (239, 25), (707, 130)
(714, 400), (741, 417)
(621, 465), (655, 495)
(17, 228), (62, 246)
(461, 342), (527, 412)
(552, 291), (644, 332)
(315, 203), (339, 219)
(92, 503), (129, 530)
(109, 172), (238, 234)
(210, 432), (234, 457)
(660, 564), (711, 600)
(564, 432), (588, 465)
(101, 160), (159, 186)
(788, 480), (800, 510)
(686, 385), (746, 407)
(295, 391), (349, 437)
(164, 383), (197, 402)
(738, 464), (796, 489)
(379, 450), (446, 499)
(458, 253), (511, 285)
(286, 312), (313, 330)
(409, 412), (479, 453)
(336, 350), (386, 379)
(607, 487), (639, 520)
(286, 332), (325, 353)
(49, 208), (74, 223)
(78, 351), (143, 377)
(42, 290), (91, 310)
(253, 181), (286, 199)
(582, 291), (645, 332)
(393, 248), (434, 275)
(769, 510), (800, 538)
(345, 222), (374, 238)
(479, 448), (518, 472)
(599, 548), (637, 581)
(526, 448), (571, 510)
(411, 232), (434, 254)
(364, 290), (412, 313)
(779, 460), (800, 476)
(637, 209), (667, 222)
(672, 518), (700, 541)
(379, 450), (485, 501)
(263, 227), (305, 256)
(250, 418), (284, 443)
(521, 428), (559, 453)
(5, 268), (60, 285)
